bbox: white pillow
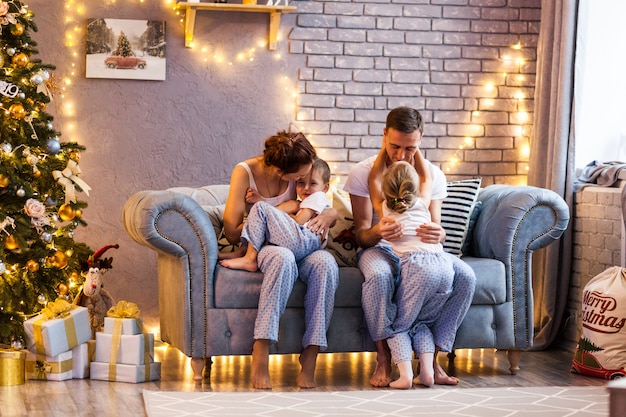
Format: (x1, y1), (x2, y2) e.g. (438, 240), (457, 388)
(441, 178), (482, 256)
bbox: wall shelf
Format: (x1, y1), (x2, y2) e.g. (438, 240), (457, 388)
(175, 2), (297, 50)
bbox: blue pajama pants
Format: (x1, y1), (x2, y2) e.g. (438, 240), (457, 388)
(241, 201), (322, 261)
(254, 245), (338, 350)
(359, 245), (475, 361)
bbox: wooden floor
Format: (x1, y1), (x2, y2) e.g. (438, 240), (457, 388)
(1, 344), (609, 417)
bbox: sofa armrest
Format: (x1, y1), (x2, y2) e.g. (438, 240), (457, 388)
(122, 189), (219, 358)
(472, 184), (570, 348)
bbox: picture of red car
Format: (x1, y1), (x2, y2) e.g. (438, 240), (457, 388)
(571, 349), (626, 380)
(104, 53), (147, 69)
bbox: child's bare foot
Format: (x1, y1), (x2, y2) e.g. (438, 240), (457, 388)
(219, 257), (258, 272)
(391, 360), (413, 389)
(251, 340), (272, 389)
(389, 376), (412, 389)
(296, 345), (319, 388)
(217, 246), (245, 260)
(412, 373), (434, 387)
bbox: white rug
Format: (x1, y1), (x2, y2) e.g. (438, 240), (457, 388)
(143, 386), (608, 417)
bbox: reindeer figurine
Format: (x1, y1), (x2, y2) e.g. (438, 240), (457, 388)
(73, 244), (119, 338)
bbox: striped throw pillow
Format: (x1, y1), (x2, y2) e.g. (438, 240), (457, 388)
(441, 178), (482, 256)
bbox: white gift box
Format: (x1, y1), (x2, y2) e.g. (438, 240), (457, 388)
(103, 317), (143, 335)
(24, 306), (91, 357)
(90, 361), (161, 383)
(72, 340), (96, 379)
(95, 332), (154, 365)
(26, 350), (73, 381)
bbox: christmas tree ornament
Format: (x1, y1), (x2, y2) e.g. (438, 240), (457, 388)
(1, 142), (12, 153)
(58, 203), (76, 221)
(11, 52), (28, 68)
(10, 23), (24, 36)
(44, 196), (57, 206)
(4, 235), (19, 250)
(10, 340), (23, 350)
(37, 295), (46, 305)
(68, 150), (81, 162)
(8, 103), (26, 119)
(52, 251), (68, 269)
(56, 282), (68, 295)
(25, 260), (39, 273)
(30, 73), (43, 85)
(46, 137), (60, 154)
(16, 188), (25, 197)
(40, 232), (52, 243)
(6, 47), (15, 56)
(0, 174), (9, 187)
(0, 261), (5, 274)
(53, 159), (91, 204)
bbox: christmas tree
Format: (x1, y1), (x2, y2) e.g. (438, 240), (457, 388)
(0, 1), (92, 346)
(113, 31), (132, 57)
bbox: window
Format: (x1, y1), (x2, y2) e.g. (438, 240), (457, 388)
(574, 0), (626, 169)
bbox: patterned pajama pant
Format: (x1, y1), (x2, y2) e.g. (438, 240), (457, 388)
(249, 203), (338, 349)
(359, 245), (475, 362)
(241, 201), (323, 261)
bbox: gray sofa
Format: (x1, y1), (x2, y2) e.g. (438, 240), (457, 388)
(122, 183), (570, 382)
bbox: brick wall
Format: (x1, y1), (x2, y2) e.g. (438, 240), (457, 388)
(560, 185), (625, 351)
(289, 0), (541, 186)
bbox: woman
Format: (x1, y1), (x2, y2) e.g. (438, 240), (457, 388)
(222, 130), (338, 389)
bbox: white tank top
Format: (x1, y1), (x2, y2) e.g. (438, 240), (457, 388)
(236, 161), (295, 206)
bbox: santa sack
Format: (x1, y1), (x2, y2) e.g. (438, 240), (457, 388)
(572, 266), (626, 379)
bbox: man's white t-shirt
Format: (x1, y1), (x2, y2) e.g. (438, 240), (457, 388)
(343, 154), (447, 225)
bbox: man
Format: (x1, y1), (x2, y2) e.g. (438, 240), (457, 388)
(343, 106), (475, 387)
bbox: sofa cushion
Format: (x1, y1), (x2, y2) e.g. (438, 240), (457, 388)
(461, 257), (507, 305)
(442, 178), (482, 256)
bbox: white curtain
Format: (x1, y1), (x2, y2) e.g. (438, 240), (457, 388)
(527, 0), (578, 349)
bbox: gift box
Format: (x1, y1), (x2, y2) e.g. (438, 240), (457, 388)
(0, 348), (26, 386)
(26, 350), (73, 381)
(90, 361), (161, 383)
(103, 317), (143, 335)
(95, 332), (154, 365)
(24, 302), (91, 357)
(72, 340), (96, 379)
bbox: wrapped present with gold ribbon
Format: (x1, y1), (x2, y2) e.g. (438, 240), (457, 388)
(72, 340), (96, 379)
(0, 348), (26, 386)
(24, 300), (91, 357)
(25, 350), (73, 381)
(103, 301), (143, 335)
(90, 361), (161, 383)
(95, 332), (154, 365)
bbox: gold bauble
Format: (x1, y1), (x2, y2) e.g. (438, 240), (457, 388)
(69, 150), (81, 162)
(52, 251), (68, 269)
(0, 174), (9, 188)
(8, 104), (26, 120)
(33, 169), (41, 178)
(25, 260), (40, 273)
(58, 204), (76, 221)
(11, 23), (25, 36)
(5, 235), (19, 250)
(11, 52), (29, 68)
(74, 209), (82, 218)
(57, 283), (69, 295)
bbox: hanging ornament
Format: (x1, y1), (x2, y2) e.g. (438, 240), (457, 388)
(0, 261), (5, 274)
(0, 174), (10, 187)
(74, 208), (82, 218)
(0, 79), (19, 98)
(52, 160), (92, 204)
(30, 73), (43, 86)
(68, 150), (81, 162)
(5, 235), (19, 250)
(40, 232), (52, 243)
(10, 340), (23, 350)
(44, 196), (57, 207)
(52, 251), (69, 269)
(11, 52), (29, 68)
(8, 103), (26, 119)
(16, 188), (25, 197)
(25, 259), (40, 273)
(58, 203), (76, 221)
(1, 142), (13, 153)
(10, 23), (24, 36)
(6, 48), (16, 56)
(0, 216), (16, 236)
(37, 295), (46, 305)
(46, 138), (61, 154)
(56, 282), (69, 296)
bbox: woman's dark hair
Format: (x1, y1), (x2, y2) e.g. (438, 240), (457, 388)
(386, 106), (424, 135)
(263, 131), (316, 174)
(382, 161), (419, 214)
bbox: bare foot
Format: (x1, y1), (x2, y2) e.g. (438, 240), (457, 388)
(219, 257), (258, 272)
(370, 340), (392, 387)
(433, 361), (458, 385)
(296, 345), (319, 389)
(251, 340), (272, 389)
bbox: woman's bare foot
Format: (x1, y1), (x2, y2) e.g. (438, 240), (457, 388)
(370, 340), (392, 387)
(219, 257), (259, 272)
(389, 361), (413, 389)
(296, 345), (319, 389)
(251, 340), (272, 389)
(433, 361), (458, 385)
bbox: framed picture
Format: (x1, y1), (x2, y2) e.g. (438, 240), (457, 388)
(86, 18), (166, 81)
